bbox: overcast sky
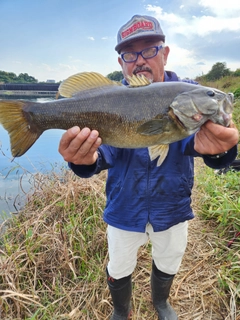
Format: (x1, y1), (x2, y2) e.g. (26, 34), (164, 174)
(1, 0), (239, 82)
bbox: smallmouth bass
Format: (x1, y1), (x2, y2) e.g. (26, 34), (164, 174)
(0, 72), (233, 166)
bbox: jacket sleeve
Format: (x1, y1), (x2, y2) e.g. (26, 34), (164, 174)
(182, 135), (238, 169)
(68, 145), (116, 178)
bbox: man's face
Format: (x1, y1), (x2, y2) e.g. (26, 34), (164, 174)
(118, 39), (170, 83)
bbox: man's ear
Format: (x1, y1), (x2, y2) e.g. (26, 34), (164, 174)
(118, 56), (123, 67)
(163, 46), (170, 66)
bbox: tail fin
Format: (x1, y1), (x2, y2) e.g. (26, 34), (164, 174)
(0, 100), (42, 157)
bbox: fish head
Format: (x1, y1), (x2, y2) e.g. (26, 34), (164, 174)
(170, 87), (233, 133)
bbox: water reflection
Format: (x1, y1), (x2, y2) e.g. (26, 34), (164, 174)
(0, 97), (67, 219)
(0, 171), (34, 213)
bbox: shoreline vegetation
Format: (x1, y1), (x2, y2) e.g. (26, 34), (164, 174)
(0, 164), (239, 319)
(0, 77), (239, 319)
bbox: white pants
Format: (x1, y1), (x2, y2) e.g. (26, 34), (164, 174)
(107, 222), (188, 279)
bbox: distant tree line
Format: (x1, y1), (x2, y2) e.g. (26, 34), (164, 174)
(1, 63), (239, 85)
(0, 69), (124, 84)
(196, 62), (240, 82)
(0, 70), (38, 83)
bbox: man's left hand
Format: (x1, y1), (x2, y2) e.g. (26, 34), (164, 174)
(194, 121), (239, 155)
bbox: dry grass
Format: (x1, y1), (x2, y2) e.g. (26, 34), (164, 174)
(0, 165), (239, 320)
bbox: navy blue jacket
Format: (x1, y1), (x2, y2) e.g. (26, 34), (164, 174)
(69, 71), (237, 232)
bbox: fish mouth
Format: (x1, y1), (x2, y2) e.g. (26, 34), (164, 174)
(168, 108), (187, 129)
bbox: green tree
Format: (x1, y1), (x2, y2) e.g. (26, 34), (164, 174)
(233, 68), (240, 77)
(0, 71), (15, 83)
(107, 71), (123, 82)
(17, 73), (38, 83)
(0, 70), (38, 83)
(206, 62), (231, 81)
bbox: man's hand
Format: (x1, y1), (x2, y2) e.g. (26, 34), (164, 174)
(194, 121), (239, 155)
(58, 126), (102, 165)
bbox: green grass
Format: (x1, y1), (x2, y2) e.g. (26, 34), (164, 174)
(196, 167), (240, 304)
(197, 74), (240, 93)
(0, 171), (109, 319)
(194, 88), (240, 305)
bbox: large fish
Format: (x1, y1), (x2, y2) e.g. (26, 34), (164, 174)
(0, 72), (233, 166)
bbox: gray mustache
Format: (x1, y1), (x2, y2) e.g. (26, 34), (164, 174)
(133, 67), (152, 75)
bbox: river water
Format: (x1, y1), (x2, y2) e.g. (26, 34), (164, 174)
(0, 97), (66, 220)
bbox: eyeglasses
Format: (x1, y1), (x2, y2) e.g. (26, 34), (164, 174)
(120, 45), (164, 63)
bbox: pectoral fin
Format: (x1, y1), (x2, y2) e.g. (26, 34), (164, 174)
(148, 145), (169, 166)
(137, 119), (170, 135)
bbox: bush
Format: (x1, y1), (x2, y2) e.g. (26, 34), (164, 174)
(234, 87), (240, 98)
(233, 69), (240, 77)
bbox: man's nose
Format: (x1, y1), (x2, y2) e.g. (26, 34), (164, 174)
(136, 53), (146, 65)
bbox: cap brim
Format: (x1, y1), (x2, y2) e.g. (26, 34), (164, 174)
(115, 34), (165, 53)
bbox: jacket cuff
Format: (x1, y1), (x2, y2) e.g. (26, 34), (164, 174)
(68, 150), (103, 178)
(202, 145), (238, 169)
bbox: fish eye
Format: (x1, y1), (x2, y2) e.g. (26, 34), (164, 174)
(207, 90), (215, 97)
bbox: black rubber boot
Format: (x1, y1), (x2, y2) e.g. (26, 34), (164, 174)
(151, 261), (178, 320)
(107, 268), (132, 320)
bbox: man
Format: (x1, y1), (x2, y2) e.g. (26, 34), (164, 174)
(59, 15), (239, 320)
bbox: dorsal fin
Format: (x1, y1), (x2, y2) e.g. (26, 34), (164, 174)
(58, 72), (122, 98)
(126, 74), (152, 87)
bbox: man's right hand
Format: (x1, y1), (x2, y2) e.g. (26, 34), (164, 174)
(58, 126), (102, 165)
